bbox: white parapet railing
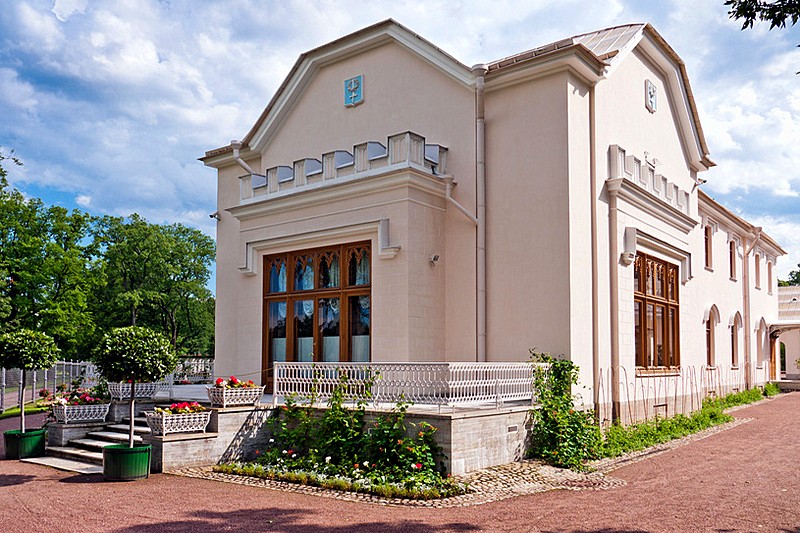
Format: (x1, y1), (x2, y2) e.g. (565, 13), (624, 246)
(273, 362), (545, 409)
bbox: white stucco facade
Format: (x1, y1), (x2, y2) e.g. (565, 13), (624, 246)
(203, 20), (786, 421)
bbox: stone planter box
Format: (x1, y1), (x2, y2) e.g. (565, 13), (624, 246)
(145, 411), (212, 436)
(108, 382), (166, 400)
(206, 386), (265, 408)
(52, 403), (111, 424)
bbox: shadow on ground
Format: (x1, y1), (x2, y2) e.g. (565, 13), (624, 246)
(110, 507), (480, 533)
(58, 473), (104, 484)
(0, 473), (38, 487)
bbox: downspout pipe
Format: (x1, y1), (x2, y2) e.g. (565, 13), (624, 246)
(606, 178), (623, 423)
(742, 226), (762, 390)
(442, 177), (478, 225)
(589, 86), (600, 420)
(473, 64), (488, 363)
(231, 140), (257, 175)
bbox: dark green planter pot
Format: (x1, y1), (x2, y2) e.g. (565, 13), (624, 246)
(4, 428), (46, 459)
(103, 444), (151, 481)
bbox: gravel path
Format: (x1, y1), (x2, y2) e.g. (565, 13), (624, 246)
(1, 394), (798, 532)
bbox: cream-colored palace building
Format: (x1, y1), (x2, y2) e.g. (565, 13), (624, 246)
(203, 20), (787, 422)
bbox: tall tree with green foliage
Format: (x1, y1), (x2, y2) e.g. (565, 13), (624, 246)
(94, 215), (215, 354)
(0, 154), (96, 357)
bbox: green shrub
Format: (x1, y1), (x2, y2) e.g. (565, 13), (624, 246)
(763, 382), (781, 397)
(528, 352), (602, 470)
(245, 369), (463, 499)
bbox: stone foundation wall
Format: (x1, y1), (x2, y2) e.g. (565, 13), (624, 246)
(146, 404), (533, 475)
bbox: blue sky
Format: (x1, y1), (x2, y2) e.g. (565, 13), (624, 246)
(1, 0), (799, 284)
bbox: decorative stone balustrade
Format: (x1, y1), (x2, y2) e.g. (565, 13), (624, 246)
(239, 132), (448, 202)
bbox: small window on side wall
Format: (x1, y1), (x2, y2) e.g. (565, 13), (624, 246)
(755, 254), (761, 289)
(768, 261), (773, 294)
(729, 240), (737, 280)
(704, 225), (713, 270)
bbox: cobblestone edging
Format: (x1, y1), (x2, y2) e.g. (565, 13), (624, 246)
(170, 410), (756, 508)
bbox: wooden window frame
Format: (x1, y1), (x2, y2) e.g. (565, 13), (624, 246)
(262, 242), (371, 386)
(704, 225), (713, 270)
(634, 253), (680, 369)
(729, 240), (737, 280)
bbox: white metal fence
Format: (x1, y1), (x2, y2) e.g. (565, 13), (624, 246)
(273, 362), (545, 409)
(1, 356), (215, 412)
(0, 361), (99, 412)
(597, 363), (769, 425)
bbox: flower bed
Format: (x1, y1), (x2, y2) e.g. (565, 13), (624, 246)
(52, 403), (111, 424)
(213, 378), (465, 499)
(207, 376), (264, 407)
(145, 402), (211, 435)
(108, 382), (166, 400)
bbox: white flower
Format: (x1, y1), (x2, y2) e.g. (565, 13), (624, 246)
(363, 461), (369, 467)
(269, 438), (274, 443)
(292, 453), (297, 458)
(325, 456), (331, 463)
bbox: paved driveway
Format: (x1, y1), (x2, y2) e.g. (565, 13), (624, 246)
(1, 393), (798, 532)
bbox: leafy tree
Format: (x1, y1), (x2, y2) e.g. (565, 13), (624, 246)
(94, 327), (176, 447)
(0, 164), (97, 357)
(93, 215), (215, 354)
(785, 265), (800, 285)
(0, 329), (60, 432)
(725, 0), (800, 29)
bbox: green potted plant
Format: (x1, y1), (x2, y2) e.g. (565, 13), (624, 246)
(94, 326), (177, 481)
(0, 329), (61, 459)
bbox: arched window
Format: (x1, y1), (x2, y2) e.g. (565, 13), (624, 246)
(756, 318), (767, 367)
(705, 305), (720, 367)
(755, 254), (761, 289)
(730, 312), (742, 367)
(768, 261), (773, 294)
(729, 240), (737, 280)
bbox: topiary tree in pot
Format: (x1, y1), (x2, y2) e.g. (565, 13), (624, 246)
(94, 326), (176, 480)
(0, 329), (61, 458)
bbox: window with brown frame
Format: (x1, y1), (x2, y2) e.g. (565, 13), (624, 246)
(262, 242), (371, 385)
(729, 240), (737, 280)
(634, 253), (680, 369)
(704, 225), (713, 269)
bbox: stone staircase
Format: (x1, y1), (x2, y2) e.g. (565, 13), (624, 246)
(23, 416), (152, 474)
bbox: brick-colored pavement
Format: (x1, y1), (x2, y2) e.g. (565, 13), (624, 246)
(1, 393), (799, 532)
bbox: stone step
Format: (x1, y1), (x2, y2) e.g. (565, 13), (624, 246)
(87, 431), (143, 444)
(106, 423), (151, 435)
(23, 455), (103, 474)
(46, 445), (104, 465)
(69, 437), (118, 451)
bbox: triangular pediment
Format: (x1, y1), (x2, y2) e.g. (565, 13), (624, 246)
(241, 19), (473, 154)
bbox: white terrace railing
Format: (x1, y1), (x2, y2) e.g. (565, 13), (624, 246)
(273, 362), (546, 410)
(1, 357), (215, 412)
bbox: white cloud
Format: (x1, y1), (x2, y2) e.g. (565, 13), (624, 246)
(75, 194), (92, 207)
(0, 0), (798, 280)
(0, 69), (38, 112)
(16, 2), (64, 52)
(52, 0), (88, 22)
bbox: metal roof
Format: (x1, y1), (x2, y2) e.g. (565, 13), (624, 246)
(779, 286), (800, 321)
